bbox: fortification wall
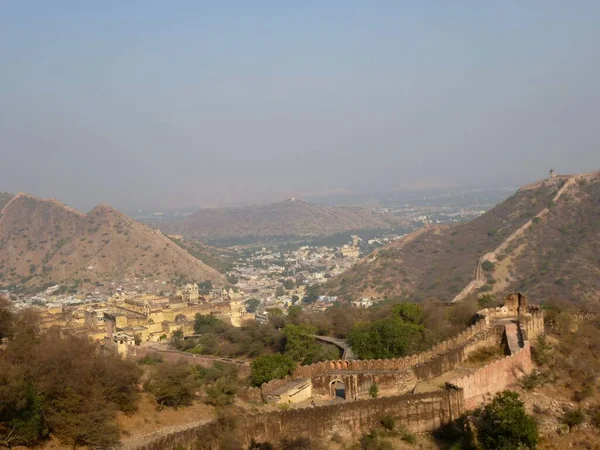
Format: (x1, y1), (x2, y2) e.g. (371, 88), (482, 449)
(447, 343), (533, 410)
(135, 390), (464, 450)
(521, 308), (545, 340)
(129, 346), (251, 377)
(294, 316), (492, 378)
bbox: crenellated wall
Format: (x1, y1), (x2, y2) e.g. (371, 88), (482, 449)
(293, 316), (493, 378)
(133, 294), (544, 450)
(446, 342), (533, 410)
(135, 389), (464, 450)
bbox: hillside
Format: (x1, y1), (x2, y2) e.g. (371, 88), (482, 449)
(153, 198), (403, 243)
(325, 172), (600, 304)
(0, 194), (225, 292)
(0, 192), (13, 215)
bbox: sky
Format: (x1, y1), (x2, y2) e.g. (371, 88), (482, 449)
(1, 1), (599, 210)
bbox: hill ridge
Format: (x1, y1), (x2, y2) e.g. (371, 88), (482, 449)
(325, 171), (600, 305)
(153, 198), (405, 243)
(451, 174), (577, 302)
(0, 194), (225, 292)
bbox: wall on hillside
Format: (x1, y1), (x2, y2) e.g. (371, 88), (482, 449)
(135, 389), (465, 450)
(447, 343), (533, 410)
(129, 346), (251, 377)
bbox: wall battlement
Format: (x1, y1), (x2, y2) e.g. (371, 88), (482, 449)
(446, 342), (533, 410)
(134, 293), (544, 449)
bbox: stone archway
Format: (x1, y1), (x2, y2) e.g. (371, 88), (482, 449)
(330, 379), (346, 400)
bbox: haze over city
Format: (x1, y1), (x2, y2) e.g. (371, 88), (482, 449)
(2, 1), (599, 210)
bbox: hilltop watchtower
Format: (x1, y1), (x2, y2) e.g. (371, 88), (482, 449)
(549, 169), (556, 179)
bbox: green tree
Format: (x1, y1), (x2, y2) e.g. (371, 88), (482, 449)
(349, 316), (424, 360)
(250, 354), (296, 387)
(391, 303), (423, 324)
(283, 324), (318, 364)
(245, 298), (261, 313)
(194, 313), (228, 335)
(478, 390), (538, 450)
(275, 285), (285, 297)
(283, 279), (295, 290)
(481, 260), (495, 272)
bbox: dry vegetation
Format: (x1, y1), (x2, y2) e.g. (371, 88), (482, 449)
(495, 173), (600, 305)
(326, 173), (600, 305)
(0, 194), (225, 293)
(154, 198), (404, 242)
(325, 177), (563, 301)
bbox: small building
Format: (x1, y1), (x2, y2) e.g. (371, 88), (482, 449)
(263, 379), (312, 405)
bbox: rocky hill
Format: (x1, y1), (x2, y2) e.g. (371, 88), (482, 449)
(154, 198), (403, 243)
(325, 172), (600, 305)
(0, 194), (225, 292)
(0, 192), (13, 214)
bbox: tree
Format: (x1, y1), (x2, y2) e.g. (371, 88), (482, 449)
(478, 390), (538, 450)
(170, 329), (184, 350)
(146, 360), (198, 409)
(0, 327), (141, 449)
(481, 260), (495, 272)
(283, 324), (320, 364)
(283, 279), (295, 290)
(391, 303), (423, 324)
(560, 408), (585, 432)
(198, 280), (213, 294)
(194, 313), (228, 335)
(349, 316), (424, 360)
(275, 285), (285, 297)
(204, 377), (238, 406)
(245, 298), (261, 313)
(287, 305), (303, 322)
(250, 354), (296, 387)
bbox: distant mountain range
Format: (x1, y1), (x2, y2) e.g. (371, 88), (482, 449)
(150, 198), (405, 243)
(0, 193), (225, 293)
(325, 171), (600, 306)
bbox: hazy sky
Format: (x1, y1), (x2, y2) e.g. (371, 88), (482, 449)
(1, 2), (599, 210)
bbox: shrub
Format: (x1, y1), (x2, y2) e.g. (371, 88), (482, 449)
(398, 424), (416, 444)
(478, 391), (538, 450)
(380, 415), (395, 431)
(369, 383), (379, 399)
(137, 353), (163, 365)
(250, 353), (296, 387)
(481, 260), (495, 272)
(560, 408), (585, 432)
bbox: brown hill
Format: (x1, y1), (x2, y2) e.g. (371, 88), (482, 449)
(325, 172), (600, 305)
(0, 194), (225, 292)
(0, 192), (13, 214)
(155, 198), (403, 243)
